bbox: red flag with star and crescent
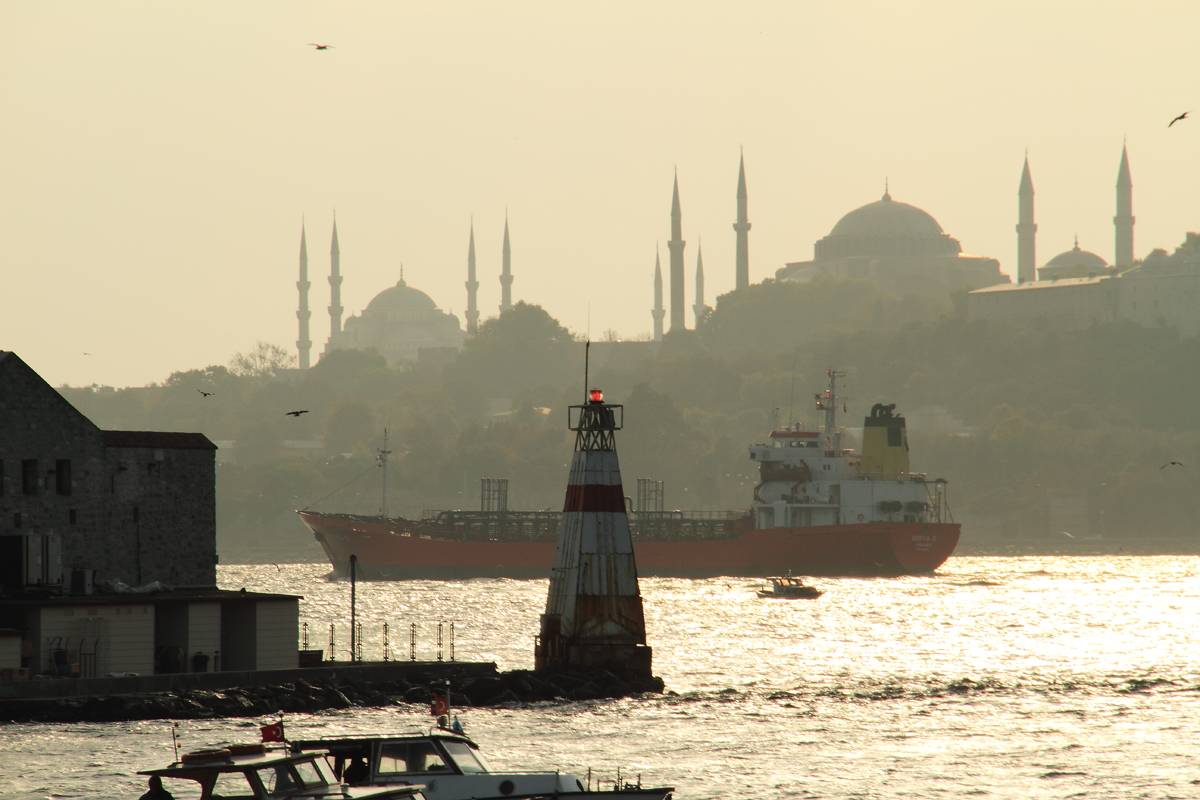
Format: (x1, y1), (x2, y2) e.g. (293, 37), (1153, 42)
(261, 720), (285, 743)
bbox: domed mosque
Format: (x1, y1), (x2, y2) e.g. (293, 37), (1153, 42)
(295, 219), (465, 369)
(331, 272), (465, 365)
(776, 185), (1009, 296)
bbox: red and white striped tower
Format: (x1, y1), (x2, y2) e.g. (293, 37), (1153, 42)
(535, 388), (652, 678)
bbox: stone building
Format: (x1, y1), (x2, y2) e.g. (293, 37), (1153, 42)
(0, 351), (217, 589)
(777, 186), (1009, 298)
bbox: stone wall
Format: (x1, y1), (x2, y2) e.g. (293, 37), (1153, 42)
(0, 353), (216, 590)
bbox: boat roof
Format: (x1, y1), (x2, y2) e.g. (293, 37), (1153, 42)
(139, 749), (328, 777)
(292, 731), (478, 749)
(768, 429), (820, 438)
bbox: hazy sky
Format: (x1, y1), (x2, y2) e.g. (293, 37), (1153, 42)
(4, 2), (1199, 388)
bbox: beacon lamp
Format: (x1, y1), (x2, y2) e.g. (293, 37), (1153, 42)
(589, 389), (603, 403)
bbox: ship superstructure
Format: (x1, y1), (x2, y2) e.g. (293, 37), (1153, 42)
(750, 370), (949, 532)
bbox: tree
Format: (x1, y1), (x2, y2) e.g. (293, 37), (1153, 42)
(445, 301), (578, 396)
(229, 342), (296, 378)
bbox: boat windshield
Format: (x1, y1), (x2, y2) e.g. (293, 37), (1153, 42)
(210, 771), (256, 799)
(441, 740), (489, 773)
(293, 759), (328, 788)
(257, 764), (300, 795)
(377, 741), (452, 775)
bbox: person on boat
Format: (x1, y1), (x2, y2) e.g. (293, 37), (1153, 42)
(138, 776), (174, 800)
(343, 756), (370, 784)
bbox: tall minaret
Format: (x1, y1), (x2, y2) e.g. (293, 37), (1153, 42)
(667, 171), (686, 332)
(733, 151), (751, 289)
(466, 222), (479, 333)
(296, 221), (312, 369)
(693, 241), (706, 326)
(651, 247), (665, 342)
(499, 215), (513, 313)
(1115, 143), (1135, 267)
(328, 216), (343, 338)
(1016, 154), (1037, 284)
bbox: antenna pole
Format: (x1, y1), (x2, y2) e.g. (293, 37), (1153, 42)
(584, 340), (590, 402)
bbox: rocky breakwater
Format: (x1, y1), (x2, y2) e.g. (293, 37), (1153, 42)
(0, 663), (665, 723)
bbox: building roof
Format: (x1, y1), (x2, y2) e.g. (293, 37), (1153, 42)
(970, 275), (1108, 294)
(103, 430), (217, 450)
(364, 277), (438, 312)
(0, 588), (301, 607)
(829, 191), (946, 238)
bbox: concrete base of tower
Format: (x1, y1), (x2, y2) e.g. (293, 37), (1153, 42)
(534, 636), (654, 680)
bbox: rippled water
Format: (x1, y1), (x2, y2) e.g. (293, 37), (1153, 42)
(5, 556), (1200, 799)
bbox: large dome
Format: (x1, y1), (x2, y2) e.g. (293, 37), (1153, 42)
(1044, 241), (1107, 270)
(814, 190), (963, 260)
(365, 278), (437, 312)
(829, 191), (946, 238)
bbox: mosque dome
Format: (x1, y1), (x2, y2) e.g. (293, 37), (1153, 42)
(814, 190), (963, 260)
(365, 277), (438, 312)
(1044, 240), (1107, 271)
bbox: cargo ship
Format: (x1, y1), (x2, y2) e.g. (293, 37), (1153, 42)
(298, 371), (959, 579)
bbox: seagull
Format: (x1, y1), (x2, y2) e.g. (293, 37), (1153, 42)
(197, 390), (214, 397)
(286, 410), (309, 417)
(1161, 461), (1184, 469)
(1060, 531), (1075, 538)
(82, 352), (91, 356)
(1169, 111), (1189, 128)
(309, 43), (334, 50)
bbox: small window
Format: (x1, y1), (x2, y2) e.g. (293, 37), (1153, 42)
(22, 460), (38, 496)
(12, 512), (20, 528)
(293, 760), (326, 788)
(133, 506), (140, 523)
(56, 459), (72, 495)
(442, 740), (487, 773)
(69, 509), (77, 525)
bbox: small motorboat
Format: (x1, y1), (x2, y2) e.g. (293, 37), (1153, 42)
(291, 724), (674, 800)
(758, 574), (823, 599)
(140, 744), (425, 799)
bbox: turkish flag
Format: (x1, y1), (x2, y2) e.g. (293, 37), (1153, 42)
(261, 721), (285, 743)
(430, 694), (449, 717)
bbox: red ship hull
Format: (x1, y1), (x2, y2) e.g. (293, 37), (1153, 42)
(299, 511), (959, 579)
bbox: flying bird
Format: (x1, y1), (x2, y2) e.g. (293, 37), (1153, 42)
(1169, 111), (1189, 127)
(1060, 531), (1075, 539)
(309, 43), (334, 50)
(1161, 461), (1185, 469)
(286, 410), (309, 417)
(197, 390), (214, 397)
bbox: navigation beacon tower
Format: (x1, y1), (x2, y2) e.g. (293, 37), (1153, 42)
(1016, 154), (1036, 284)
(733, 151), (751, 289)
(668, 172), (687, 332)
(535, 383), (653, 678)
(296, 221), (312, 369)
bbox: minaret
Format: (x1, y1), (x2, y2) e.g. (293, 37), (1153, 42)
(693, 241), (705, 326)
(465, 222), (479, 333)
(296, 221), (312, 369)
(733, 151), (751, 289)
(328, 217), (343, 338)
(1115, 143), (1135, 267)
(499, 215), (513, 313)
(651, 247), (665, 342)
(1016, 154), (1037, 284)
(667, 171), (686, 331)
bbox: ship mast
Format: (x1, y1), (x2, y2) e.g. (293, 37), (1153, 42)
(378, 428), (392, 520)
(816, 369), (847, 451)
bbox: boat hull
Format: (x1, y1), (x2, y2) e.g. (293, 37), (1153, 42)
(299, 511), (959, 579)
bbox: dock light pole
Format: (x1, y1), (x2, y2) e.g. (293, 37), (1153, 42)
(349, 554), (357, 662)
